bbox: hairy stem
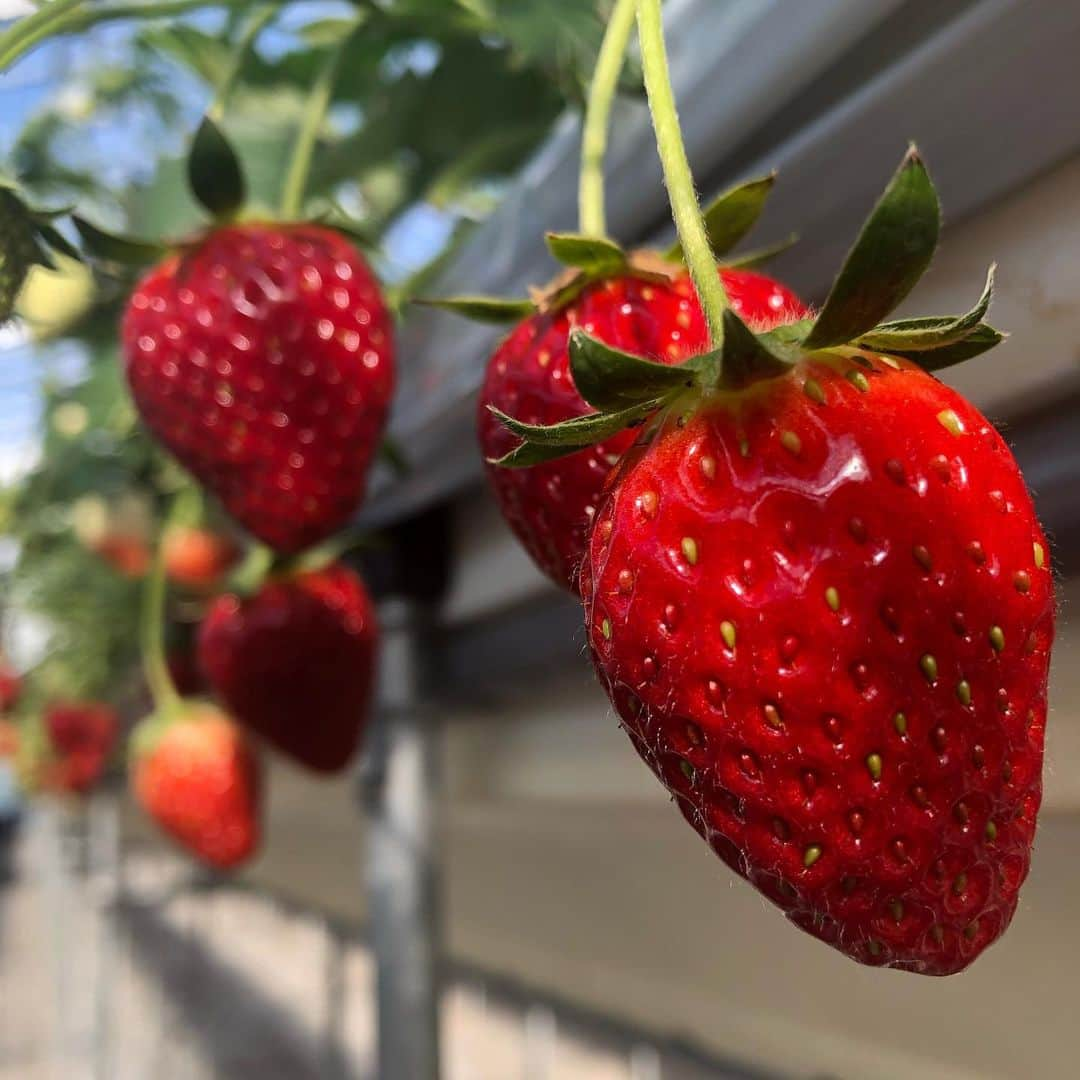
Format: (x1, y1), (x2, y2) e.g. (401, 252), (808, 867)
(637, 0), (727, 347)
(280, 36), (349, 220)
(210, 3), (278, 120)
(141, 501), (183, 716)
(579, 0), (638, 237)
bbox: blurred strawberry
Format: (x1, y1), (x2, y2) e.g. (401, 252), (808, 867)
(131, 704), (260, 869)
(198, 562), (376, 773)
(0, 660), (21, 713)
(163, 525), (239, 590)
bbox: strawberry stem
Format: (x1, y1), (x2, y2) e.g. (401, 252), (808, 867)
(280, 34), (350, 220)
(141, 498), (184, 717)
(637, 0), (728, 348)
(0, 0), (86, 73)
(209, 3), (278, 121)
(579, 0), (638, 238)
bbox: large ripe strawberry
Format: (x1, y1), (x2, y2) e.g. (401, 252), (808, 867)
(478, 268), (806, 590)
(122, 224), (394, 554)
(502, 151), (1055, 974)
(131, 705), (260, 869)
(198, 562), (376, 773)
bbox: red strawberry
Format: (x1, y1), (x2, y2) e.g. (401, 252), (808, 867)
(478, 268), (806, 590)
(0, 719), (18, 758)
(198, 562), (376, 773)
(163, 525), (238, 589)
(132, 705), (260, 869)
(0, 659), (20, 713)
(122, 224), (395, 554)
(45, 701), (118, 761)
(502, 149), (1054, 974)
(582, 355), (1053, 975)
(43, 702), (118, 793)
(93, 533), (152, 578)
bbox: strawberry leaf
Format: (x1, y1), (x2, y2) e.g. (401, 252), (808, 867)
(856, 264), (995, 352)
(724, 232), (798, 269)
(803, 146), (940, 350)
(72, 217), (166, 266)
(545, 231), (626, 273)
(0, 186), (53, 322)
(488, 393), (674, 467)
(665, 174), (776, 262)
(187, 114), (246, 221)
(720, 309), (797, 388)
(34, 222), (83, 263)
(883, 322), (1004, 371)
(416, 295), (536, 323)
(569, 328), (702, 411)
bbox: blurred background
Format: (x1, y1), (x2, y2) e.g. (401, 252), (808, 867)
(1, 1), (1079, 1078)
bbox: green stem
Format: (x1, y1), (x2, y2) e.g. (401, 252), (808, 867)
(209, 3), (278, 120)
(0, 0), (87, 72)
(141, 501), (184, 717)
(279, 37), (350, 220)
(227, 542), (276, 595)
(579, 0), (638, 237)
(637, 0), (727, 347)
(0, 0), (252, 73)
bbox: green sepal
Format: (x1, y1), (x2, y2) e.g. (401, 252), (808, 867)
(804, 146), (940, 349)
(187, 114), (246, 221)
(724, 232), (799, 269)
(719, 309), (796, 389)
(72, 217), (167, 266)
(855, 264), (995, 352)
(492, 437), (598, 469)
(34, 222), (83, 263)
(880, 322), (1004, 372)
(488, 394), (673, 468)
(0, 184), (70, 321)
(665, 173), (776, 262)
(568, 328), (702, 411)
(416, 295), (536, 324)
(545, 231), (627, 273)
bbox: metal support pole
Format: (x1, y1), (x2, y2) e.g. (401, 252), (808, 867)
(359, 596), (441, 1080)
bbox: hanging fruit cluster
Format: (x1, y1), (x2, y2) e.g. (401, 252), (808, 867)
(0, 0), (1056, 978)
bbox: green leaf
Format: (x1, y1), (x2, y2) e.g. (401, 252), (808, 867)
(0, 187), (45, 321)
(140, 25), (233, 87)
(881, 322), (1004, 372)
(187, 114), (246, 220)
(545, 231), (626, 273)
(415, 295), (535, 324)
(492, 437), (597, 469)
(72, 217), (167, 266)
(804, 146), (940, 350)
(666, 174), (776, 262)
(35, 223), (84, 263)
(569, 329), (701, 412)
(720, 309), (796, 389)
(724, 232), (799, 269)
(856, 264), (995, 351)
(488, 393), (673, 464)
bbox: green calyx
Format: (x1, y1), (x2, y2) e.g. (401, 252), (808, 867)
(0, 179), (85, 323)
(421, 171), (791, 324)
(491, 146), (1004, 470)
